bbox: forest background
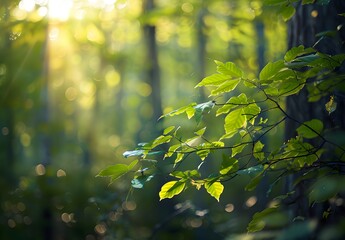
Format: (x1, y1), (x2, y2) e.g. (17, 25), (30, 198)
(1, 0), (344, 240)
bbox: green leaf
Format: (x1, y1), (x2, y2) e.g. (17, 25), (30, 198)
(196, 74), (230, 87)
(263, 0), (287, 6)
(159, 103), (197, 119)
(259, 60), (285, 82)
(152, 135), (172, 148)
(159, 181), (186, 200)
(123, 150), (145, 158)
(170, 170), (200, 179)
(302, 0), (315, 4)
(248, 207), (289, 232)
(97, 160), (138, 181)
(197, 149), (210, 161)
(220, 157), (238, 175)
(238, 165), (264, 177)
(280, 5), (296, 21)
(245, 173), (264, 191)
(216, 93), (248, 116)
(165, 144), (181, 158)
(215, 61), (243, 78)
(194, 101), (215, 123)
(254, 141), (265, 161)
(205, 181), (224, 202)
(309, 176), (343, 203)
(210, 79), (241, 96)
(232, 143), (248, 157)
(224, 108), (246, 134)
(195, 127), (206, 136)
(131, 175), (154, 189)
(284, 45), (315, 62)
(163, 126), (175, 135)
(296, 119), (323, 139)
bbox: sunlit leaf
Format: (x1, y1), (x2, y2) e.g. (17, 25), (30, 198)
(196, 74), (230, 87)
(296, 119), (323, 139)
(159, 103), (197, 119)
(163, 126), (175, 135)
(196, 149), (210, 160)
(215, 61), (244, 78)
(216, 93), (248, 116)
(205, 181), (224, 202)
(210, 79), (240, 96)
(195, 127), (206, 136)
(159, 181), (186, 200)
(232, 143), (248, 157)
(152, 135), (172, 148)
(224, 108), (246, 134)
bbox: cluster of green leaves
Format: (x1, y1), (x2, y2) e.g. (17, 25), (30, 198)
(98, 41), (345, 232)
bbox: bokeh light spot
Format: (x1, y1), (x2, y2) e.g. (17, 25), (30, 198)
(35, 164), (46, 176)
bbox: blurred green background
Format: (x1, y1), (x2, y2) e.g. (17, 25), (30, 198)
(0, 0), (286, 239)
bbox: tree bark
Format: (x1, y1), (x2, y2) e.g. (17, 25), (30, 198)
(285, 0), (345, 220)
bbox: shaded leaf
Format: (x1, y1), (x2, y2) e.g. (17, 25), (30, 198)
(131, 175), (154, 189)
(280, 5), (296, 21)
(220, 157), (238, 175)
(238, 165), (264, 177)
(123, 150), (145, 158)
(297, 119), (323, 139)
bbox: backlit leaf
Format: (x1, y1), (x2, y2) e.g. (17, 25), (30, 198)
(224, 108), (246, 134)
(196, 74), (230, 87)
(205, 181), (224, 201)
(210, 79), (240, 96)
(215, 61), (243, 78)
(159, 181), (186, 200)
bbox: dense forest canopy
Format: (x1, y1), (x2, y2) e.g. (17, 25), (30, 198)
(1, 0), (345, 239)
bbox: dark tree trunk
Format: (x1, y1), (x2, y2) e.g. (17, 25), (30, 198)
(143, 0), (163, 131)
(285, 0), (345, 221)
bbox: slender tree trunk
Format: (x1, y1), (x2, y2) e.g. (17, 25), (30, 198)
(285, 0), (345, 220)
(195, 1), (207, 101)
(142, 0), (163, 130)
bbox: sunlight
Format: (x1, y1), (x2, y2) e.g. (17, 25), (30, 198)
(48, 0), (73, 21)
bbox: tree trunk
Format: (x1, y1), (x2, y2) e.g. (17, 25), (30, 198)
(285, 0), (345, 221)
(142, 0), (163, 133)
